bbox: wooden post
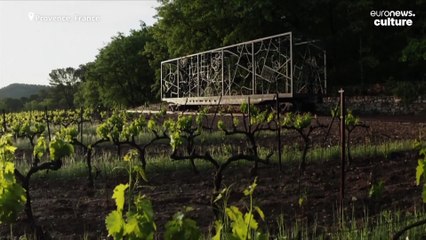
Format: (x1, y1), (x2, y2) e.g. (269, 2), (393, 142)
(339, 88), (346, 223)
(44, 107), (51, 141)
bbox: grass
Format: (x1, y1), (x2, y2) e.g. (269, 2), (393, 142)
(273, 207), (426, 239)
(9, 130), (421, 239)
(258, 139), (416, 166)
(15, 138), (416, 185)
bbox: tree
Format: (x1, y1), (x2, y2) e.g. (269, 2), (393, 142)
(401, 39), (426, 63)
(73, 63), (102, 109)
(145, 0), (291, 96)
(152, 0), (289, 57)
(83, 26), (156, 108)
(48, 67), (80, 109)
(1, 98), (23, 112)
(0, 100), (6, 111)
(143, 27), (170, 99)
(148, 0), (424, 95)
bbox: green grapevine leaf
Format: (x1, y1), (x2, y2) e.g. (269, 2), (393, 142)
(244, 212), (259, 230)
(225, 206), (241, 222)
(4, 145), (17, 156)
(124, 213), (143, 237)
(217, 120), (225, 131)
(212, 221), (223, 240)
(233, 117), (240, 127)
(49, 138), (74, 160)
(226, 208), (246, 239)
(133, 195), (156, 239)
(112, 184), (129, 211)
(0, 134), (17, 161)
(267, 112), (275, 123)
(147, 119), (156, 131)
(105, 210), (125, 238)
(164, 211), (201, 240)
(219, 178), (266, 240)
(0, 139), (26, 224)
(281, 112), (293, 127)
(124, 150), (138, 162)
(294, 113), (312, 129)
(421, 149), (426, 158)
(170, 132), (183, 151)
(0, 180), (27, 224)
(417, 159), (425, 185)
(96, 123), (110, 139)
(254, 206), (265, 221)
(138, 198), (155, 225)
(33, 136), (47, 159)
(240, 102), (249, 113)
(195, 110), (206, 126)
(163, 119), (173, 130)
(345, 111), (360, 127)
(417, 148), (426, 203)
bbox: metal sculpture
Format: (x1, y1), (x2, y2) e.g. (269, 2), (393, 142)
(161, 32), (326, 106)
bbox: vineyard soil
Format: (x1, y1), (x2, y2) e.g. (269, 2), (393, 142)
(1, 116), (425, 239)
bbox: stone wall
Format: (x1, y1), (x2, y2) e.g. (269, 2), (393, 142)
(318, 96), (426, 115)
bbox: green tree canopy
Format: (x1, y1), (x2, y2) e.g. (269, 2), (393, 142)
(48, 67), (80, 109)
(80, 26), (155, 108)
(42, 0), (424, 109)
(147, 0), (424, 95)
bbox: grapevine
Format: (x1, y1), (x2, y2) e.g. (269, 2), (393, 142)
(0, 135), (26, 224)
(280, 112), (325, 173)
(344, 111), (369, 164)
(12, 127), (74, 237)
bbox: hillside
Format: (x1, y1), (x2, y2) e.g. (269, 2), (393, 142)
(0, 83), (50, 99)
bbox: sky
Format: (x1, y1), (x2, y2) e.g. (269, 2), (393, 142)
(0, 0), (160, 89)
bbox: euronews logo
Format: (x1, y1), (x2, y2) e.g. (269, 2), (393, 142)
(370, 10), (415, 26)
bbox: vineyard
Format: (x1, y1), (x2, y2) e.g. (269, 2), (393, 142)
(0, 106), (425, 239)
